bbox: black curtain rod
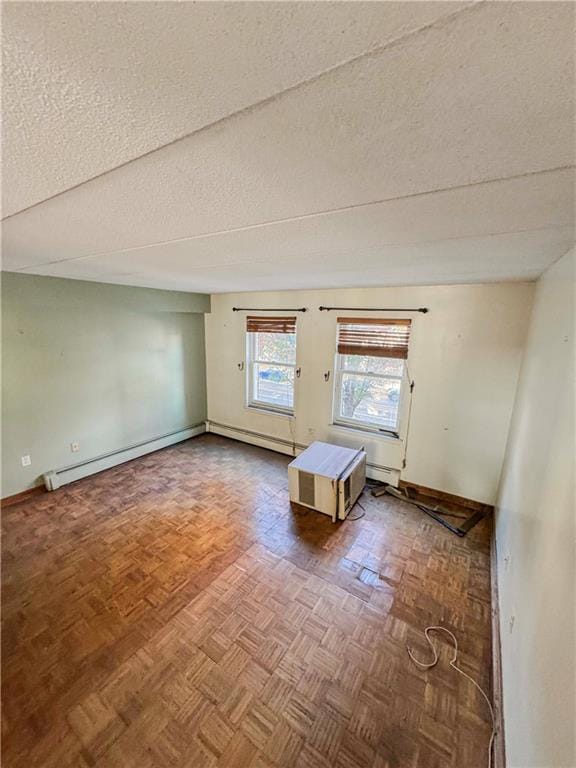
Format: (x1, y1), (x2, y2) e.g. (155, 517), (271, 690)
(232, 307), (307, 312)
(232, 306), (427, 313)
(318, 306), (428, 313)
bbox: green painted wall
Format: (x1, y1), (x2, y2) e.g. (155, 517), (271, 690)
(1, 273), (210, 497)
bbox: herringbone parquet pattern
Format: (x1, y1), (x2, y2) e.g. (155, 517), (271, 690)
(2, 435), (493, 767)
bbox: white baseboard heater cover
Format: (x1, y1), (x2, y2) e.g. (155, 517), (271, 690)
(207, 419), (400, 486)
(43, 423), (206, 491)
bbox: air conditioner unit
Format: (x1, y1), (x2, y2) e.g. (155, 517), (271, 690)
(288, 441), (366, 522)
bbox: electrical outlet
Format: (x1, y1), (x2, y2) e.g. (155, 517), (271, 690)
(509, 614), (515, 634)
(70, 442), (80, 453)
(21, 455), (31, 467)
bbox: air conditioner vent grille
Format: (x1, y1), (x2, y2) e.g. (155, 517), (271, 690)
(343, 476), (351, 510)
(298, 471), (315, 507)
(350, 463), (365, 503)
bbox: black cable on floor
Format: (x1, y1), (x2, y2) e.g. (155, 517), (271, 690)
(346, 500), (366, 521)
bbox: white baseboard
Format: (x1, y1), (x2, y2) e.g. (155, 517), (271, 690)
(206, 420), (400, 486)
(43, 423), (206, 490)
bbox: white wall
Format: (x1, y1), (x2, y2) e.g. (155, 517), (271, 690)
(495, 249), (575, 767)
(206, 282), (533, 504)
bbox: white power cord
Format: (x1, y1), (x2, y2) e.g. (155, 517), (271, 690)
(406, 626), (495, 768)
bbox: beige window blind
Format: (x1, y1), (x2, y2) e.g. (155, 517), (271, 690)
(337, 318), (411, 359)
(246, 316), (296, 334)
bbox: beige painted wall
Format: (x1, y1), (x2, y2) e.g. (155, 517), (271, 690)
(495, 249), (575, 767)
(205, 282), (533, 504)
(1, 273), (209, 497)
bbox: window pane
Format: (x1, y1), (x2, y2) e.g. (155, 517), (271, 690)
(255, 332), (296, 364)
(253, 363), (294, 409)
(339, 373), (401, 429)
(341, 354), (404, 376)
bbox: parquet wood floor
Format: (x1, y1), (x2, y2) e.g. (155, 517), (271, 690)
(2, 435), (494, 767)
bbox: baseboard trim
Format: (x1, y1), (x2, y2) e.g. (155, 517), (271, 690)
(490, 529), (507, 768)
(206, 420), (400, 485)
(43, 423), (206, 491)
(207, 419), (303, 455)
(398, 480), (494, 514)
(1, 485), (46, 508)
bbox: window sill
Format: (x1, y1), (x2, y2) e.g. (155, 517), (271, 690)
(330, 421), (402, 442)
(245, 404), (294, 419)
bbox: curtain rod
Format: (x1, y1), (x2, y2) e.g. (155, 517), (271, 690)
(232, 307), (307, 312)
(318, 306), (429, 313)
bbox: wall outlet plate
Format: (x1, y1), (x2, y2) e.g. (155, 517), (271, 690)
(21, 455), (31, 467)
(70, 442), (80, 453)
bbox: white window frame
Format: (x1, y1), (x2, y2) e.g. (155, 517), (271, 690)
(246, 330), (296, 416)
(333, 352), (405, 436)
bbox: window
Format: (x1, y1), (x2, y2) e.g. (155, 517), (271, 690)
(333, 318), (411, 435)
(246, 316), (297, 414)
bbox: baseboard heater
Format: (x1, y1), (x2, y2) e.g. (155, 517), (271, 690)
(206, 419), (400, 485)
(43, 423), (206, 491)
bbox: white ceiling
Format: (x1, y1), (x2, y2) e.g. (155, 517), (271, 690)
(2, 1), (574, 293)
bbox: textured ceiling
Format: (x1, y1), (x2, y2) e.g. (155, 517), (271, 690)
(2, 1), (575, 293)
(3, 0), (464, 216)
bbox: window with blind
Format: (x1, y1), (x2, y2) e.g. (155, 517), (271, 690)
(333, 318), (411, 434)
(246, 316), (297, 414)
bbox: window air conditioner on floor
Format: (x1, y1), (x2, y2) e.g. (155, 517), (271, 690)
(288, 441), (366, 522)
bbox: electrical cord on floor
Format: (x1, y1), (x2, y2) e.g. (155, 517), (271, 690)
(407, 626), (495, 768)
(346, 499), (366, 521)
